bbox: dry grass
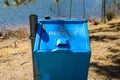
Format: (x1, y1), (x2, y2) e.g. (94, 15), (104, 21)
(0, 27), (29, 40)
(15, 27), (29, 39)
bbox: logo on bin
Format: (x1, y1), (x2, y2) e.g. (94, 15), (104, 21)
(48, 26), (77, 36)
(48, 31), (77, 36)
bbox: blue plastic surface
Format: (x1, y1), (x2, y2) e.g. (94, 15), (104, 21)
(34, 19), (91, 80)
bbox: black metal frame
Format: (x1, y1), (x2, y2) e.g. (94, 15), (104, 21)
(29, 14), (38, 80)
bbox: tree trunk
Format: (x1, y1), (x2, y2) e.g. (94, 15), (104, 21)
(83, 0), (86, 19)
(101, 0), (106, 23)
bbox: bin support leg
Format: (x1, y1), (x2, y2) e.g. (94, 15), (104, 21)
(29, 14), (38, 80)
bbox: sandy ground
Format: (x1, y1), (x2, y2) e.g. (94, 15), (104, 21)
(0, 38), (33, 80)
(0, 18), (120, 80)
(88, 18), (120, 80)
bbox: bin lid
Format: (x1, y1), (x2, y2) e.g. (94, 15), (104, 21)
(34, 20), (91, 53)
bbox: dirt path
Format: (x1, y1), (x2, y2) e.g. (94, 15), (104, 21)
(0, 18), (120, 80)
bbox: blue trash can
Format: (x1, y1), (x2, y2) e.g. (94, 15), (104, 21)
(34, 20), (91, 80)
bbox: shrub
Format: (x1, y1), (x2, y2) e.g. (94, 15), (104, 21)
(106, 11), (115, 21)
(15, 27), (29, 39)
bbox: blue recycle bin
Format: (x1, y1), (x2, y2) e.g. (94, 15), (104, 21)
(34, 20), (91, 80)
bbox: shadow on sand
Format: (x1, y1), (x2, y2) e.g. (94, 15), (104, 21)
(89, 22), (120, 79)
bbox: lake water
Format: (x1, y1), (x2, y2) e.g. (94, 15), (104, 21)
(0, 0), (111, 28)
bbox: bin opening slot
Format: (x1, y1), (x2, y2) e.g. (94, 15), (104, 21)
(57, 39), (70, 48)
